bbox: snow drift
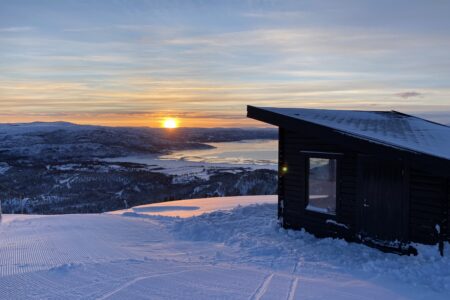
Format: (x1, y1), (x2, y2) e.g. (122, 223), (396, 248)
(1, 196), (449, 299)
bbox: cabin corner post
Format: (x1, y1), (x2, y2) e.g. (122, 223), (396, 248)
(402, 158), (411, 244)
(448, 178), (450, 243)
(278, 127), (286, 227)
(441, 177), (450, 256)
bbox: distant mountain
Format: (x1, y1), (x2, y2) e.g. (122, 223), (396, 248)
(0, 122), (278, 214)
(0, 122), (277, 161)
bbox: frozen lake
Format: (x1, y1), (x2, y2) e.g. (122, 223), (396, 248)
(160, 139), (278, 165)
(103, 139), (278, 177)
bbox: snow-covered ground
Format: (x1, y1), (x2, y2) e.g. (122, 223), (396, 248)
(110, 195), (276, 218)
(1, 196), (449, 299)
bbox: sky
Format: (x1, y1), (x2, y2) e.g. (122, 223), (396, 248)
(1, 0), (450, 127)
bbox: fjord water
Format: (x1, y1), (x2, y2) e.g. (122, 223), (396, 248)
(159, 139), (278, 165)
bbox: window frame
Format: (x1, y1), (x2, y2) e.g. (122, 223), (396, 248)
(303, 152), (341, 217)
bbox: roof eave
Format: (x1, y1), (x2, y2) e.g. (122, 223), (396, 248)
(247, 105), (450, 176)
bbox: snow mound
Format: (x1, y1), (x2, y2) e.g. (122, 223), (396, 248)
(111, 195), (277, 218)
(171, 203), (450, 293)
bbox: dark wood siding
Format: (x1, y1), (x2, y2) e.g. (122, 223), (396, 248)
(409, 168), (447, 244)
(279, 127), (449, 248)
(278, 128), (285, 221)
(280, 129), (357, 240)
(338, 156), (358, 233)
(447, 180), (450, 241)
(357, 156), (406, 241)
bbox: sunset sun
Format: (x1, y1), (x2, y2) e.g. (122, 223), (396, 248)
(162, 118), (178, 129)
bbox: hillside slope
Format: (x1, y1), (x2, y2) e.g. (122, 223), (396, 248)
(0, 122), (277, 214)
(0, 196), (449, 299)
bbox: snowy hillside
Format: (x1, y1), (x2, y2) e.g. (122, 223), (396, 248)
(0, 122), (277, 160)
(1, 196), (449, 299)
(0, 122), (277, 214)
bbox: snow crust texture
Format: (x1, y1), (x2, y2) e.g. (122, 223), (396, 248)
(171, 204), (450, 295)
(1, 197), (449, 299)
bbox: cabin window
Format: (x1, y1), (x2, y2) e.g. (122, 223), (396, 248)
(306, 157), (337, 215)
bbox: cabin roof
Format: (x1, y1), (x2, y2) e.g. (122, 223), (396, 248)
(248, 106), (450, 161)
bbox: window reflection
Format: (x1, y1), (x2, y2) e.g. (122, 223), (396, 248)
(307, 157), (337, 215)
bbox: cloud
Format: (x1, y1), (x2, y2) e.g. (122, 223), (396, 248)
(1, 1), (450, 126)
(395, 91), (423, 99)
(241, 11), (307, 20)
(0, 26), (34, 33)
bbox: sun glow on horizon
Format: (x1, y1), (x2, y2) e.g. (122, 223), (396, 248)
(162, 118), (178, 129)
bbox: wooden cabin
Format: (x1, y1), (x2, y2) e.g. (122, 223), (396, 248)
(248, 106), (450, 254)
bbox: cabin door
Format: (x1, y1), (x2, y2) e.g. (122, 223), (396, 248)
(358, 156), (405, 241)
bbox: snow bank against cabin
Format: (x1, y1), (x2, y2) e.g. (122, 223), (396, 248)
(172, 206), (450, 294)
(117, 196), (450, 296)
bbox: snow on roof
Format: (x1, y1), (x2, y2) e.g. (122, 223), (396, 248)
(260, 107), (450, 160)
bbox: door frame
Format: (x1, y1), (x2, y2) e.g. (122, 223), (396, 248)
(356, 154), (409, 243)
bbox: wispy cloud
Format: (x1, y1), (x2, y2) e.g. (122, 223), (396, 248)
(0, 0), (449, 126)
(0, 26), (34, 33)
(241, 11), (307, 20)
(395, 91), (423, 99)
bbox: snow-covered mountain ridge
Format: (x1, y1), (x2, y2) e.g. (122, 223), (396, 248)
(0, 122), (277, 214)
(0, 122), (277, 160)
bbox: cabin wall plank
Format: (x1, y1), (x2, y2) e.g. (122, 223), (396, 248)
(446, 179), (450, 242)
(280, 129), (357, 239)
(409, 169), (447, 244)
(279, 126), (449, 249)
(278, 128), (285, 224)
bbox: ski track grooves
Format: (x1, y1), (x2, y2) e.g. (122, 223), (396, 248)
(287, 277), (299, 300)
(97, 269), (195, 300)
(250, 273), (274, 300)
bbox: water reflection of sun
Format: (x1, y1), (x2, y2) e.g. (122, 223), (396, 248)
(162, 118), (178, 129)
